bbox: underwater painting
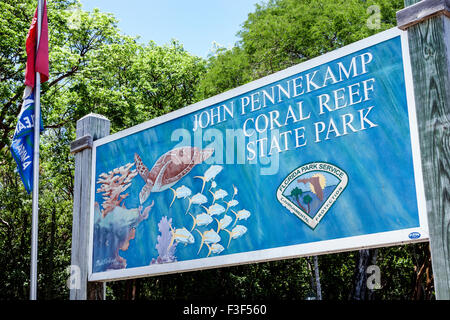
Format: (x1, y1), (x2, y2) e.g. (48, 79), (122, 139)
(89, 29), (427, 280)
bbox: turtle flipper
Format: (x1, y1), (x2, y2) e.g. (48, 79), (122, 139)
(134, 153), (151, 181)
(139, 183), (152, 204)
(135, 153), (153, 204)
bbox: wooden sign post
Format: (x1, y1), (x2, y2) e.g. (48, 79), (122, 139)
(397, 0), (450, 299)
(69, 113), (110, 300)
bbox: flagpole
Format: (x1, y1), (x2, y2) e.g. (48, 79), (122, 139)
(30, 0), (43, 300)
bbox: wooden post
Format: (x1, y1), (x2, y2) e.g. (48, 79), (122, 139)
(397, 0), (450, 299)
(69, 113), (110, 300)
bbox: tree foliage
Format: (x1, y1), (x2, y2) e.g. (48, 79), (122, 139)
(0, 0), (205, 300)
(0, 0), (434, 300)
(196, 0), (406, 99)
(239, 0), (403, 75)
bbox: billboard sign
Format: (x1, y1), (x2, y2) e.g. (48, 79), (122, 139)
(89, 28), (428, 282)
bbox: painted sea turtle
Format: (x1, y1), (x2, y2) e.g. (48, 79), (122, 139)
(135, 146), (214, 204)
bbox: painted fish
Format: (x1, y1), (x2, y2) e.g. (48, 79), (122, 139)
(224, 225), (248, 248)
(209, 181), (217, 191)
(185, 192), (208, 214)
(194, 165), (223, 193)
(231, 184), (238, 200)
(202, 203), (226, 216)
(169, 227), (195, 248)
(195, 229), (221, 255)
(169, 185), (192, 207)
(205, 242), (225, 257)
(231, 209), (251, 226)
(223, 199), (239, 212)
(214, 215), (233, 233)
(209, 189), (228, 204)
(188, 212), (213, 231)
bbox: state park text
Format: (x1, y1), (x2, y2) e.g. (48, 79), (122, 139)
(184, 51), (379, 163)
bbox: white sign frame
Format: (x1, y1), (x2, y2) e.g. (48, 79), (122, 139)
(88, 27), (428, 282)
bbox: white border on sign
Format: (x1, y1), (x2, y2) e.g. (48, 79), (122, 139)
(88, 27), (429, 282)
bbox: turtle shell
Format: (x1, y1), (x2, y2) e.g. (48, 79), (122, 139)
(151, 147), (213, 186)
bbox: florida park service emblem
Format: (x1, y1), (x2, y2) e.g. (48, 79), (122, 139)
(277, 162), (348, 229)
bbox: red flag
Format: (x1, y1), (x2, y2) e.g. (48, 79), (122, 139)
(24, 0), (49, 88)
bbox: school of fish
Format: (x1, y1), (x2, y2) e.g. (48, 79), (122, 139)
(168, 165), (251, 258)
(97, 156), (251, 265)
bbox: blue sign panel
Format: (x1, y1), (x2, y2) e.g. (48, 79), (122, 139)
(89, 28), (428, 281)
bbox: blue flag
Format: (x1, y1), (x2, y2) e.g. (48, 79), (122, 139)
(10, 89), (44, 194)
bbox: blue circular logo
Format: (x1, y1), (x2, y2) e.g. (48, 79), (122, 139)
(408, 232), (421, 239)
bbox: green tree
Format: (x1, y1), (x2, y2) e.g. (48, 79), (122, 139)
(0, 0), (205, 300)
(303, 194), (313, 214)
(238, 0), (405, 76)
(196, 0), (405, 97)
(195, 46), (252, 100)
(290, 186), (307, 212)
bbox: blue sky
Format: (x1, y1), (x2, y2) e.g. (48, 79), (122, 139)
(80, 0), (263, 58)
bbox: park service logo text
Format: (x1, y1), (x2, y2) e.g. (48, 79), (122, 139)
(277, 162), (348, 229)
